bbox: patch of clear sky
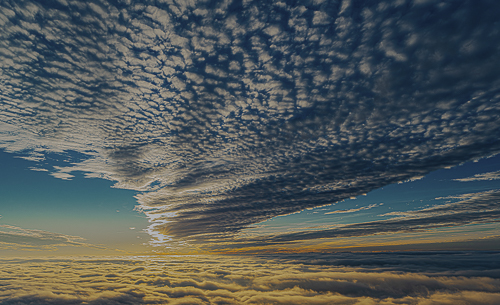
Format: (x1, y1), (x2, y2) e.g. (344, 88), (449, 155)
(0, 149), (149, 248)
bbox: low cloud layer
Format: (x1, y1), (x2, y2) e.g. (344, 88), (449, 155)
(1, 253), (500, 304)
(1, 0), (500, 247)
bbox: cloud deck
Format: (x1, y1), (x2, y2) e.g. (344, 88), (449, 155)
(1, 252), (500, 304)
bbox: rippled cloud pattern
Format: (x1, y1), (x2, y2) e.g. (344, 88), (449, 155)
(1, 0), (500, 246)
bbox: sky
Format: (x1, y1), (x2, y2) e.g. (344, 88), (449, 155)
(1, 0), (500, 303)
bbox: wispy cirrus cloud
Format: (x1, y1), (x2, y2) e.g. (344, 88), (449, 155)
(1, 0), (500, 248)
(0, 224), (90, 251)
(217, 190), (500, 249)
(454, 171), (500, 182)
(324, 203), (383, 215)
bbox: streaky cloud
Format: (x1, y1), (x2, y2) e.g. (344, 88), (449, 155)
(0, 224), (97, 251)
(222, 190), (500, 247)
(454, 171), (500, 182)
(324, 202), (383, 214)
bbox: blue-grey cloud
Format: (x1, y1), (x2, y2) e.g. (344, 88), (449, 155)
(1, 0), (500, 246)
(283, 251), (500, 278)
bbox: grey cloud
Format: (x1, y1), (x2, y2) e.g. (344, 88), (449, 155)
(1, 0), (500, 246)
(384, 190), (500, 218)
(274, 251), (500, 278)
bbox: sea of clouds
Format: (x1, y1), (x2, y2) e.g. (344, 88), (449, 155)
(1, 252), (500, 304)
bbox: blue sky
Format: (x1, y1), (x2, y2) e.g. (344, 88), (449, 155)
(0, 150), (150, 255)
(1, 0), (500, 255)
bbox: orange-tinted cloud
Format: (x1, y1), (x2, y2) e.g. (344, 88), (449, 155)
(1, 253), (500, 304)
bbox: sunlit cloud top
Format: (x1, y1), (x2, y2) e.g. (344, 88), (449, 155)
(1, 0), (500, 248)
(2, 252), (500, 304)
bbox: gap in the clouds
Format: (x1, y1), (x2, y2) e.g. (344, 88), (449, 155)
(0, 150), (149, 250)
(250, 154), (500, 234)
(44, 150), (92, 167)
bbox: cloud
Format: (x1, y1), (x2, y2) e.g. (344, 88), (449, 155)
(325, 203), (383, 214)
(218, 189), (500, 248)
(454, 171), (500, 182)
(0, 224), (103, 251)
(385, 190), (500, 219)
(282, 251), (500, 277)
(1, 253), (500, 304)
(0, 0), (500, 248)
(28, 167), (49, 172)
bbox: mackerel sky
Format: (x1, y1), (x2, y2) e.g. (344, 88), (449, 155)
(1, 0), (500, 254)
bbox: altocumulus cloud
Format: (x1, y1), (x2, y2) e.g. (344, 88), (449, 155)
(1, 0), (500, 246)
(1, 253), (500, 304)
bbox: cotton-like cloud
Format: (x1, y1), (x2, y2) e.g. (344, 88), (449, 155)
(1, 0), (500, 248)
(1, 253), (500, 304)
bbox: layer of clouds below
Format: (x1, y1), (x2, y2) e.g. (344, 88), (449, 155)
(1, 0), (500, 246)
(1, 253), (500, 305)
